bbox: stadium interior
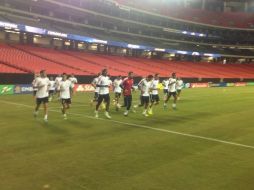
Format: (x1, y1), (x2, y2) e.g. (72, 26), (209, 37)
(0, 0), (254, 83)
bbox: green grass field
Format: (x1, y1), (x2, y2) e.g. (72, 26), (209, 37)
(1, 86), (254, 190)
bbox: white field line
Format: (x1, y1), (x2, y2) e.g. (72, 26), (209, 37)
(1, 100), (254, 150)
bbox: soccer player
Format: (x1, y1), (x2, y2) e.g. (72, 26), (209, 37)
(138, 75), (153, 117)
(69, 73), (78, 86)
(55, 74), (62, 100)
(95, 69), (112, 119)
(48, 76), (55, 102)
(162, 78), (169, 100)
(164, 73), (177, 110)
(133, 77), (145, 108)
(33, 70), (50, 122)
(32, 73), (39, 98)
(148, 73), (160, 115)
(176, 77), (184, 100)
(58, 73), (73, 120)
(91, 73), (100, 105)
(113, 75), (122, 110)
(121, 72), (134, 116)
(55, 74), (62, 88)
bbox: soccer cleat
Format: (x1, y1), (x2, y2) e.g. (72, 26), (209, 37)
(148, 109), (153, 115)
(133, 105), (138, 108)
(63, 114), (67, 120)
(105, 112), (111, 119)
(172, 104), (177, 110)
(124, 110), (129, 116)
(142, 111), (149, 117)
(95, 111), (99, 118)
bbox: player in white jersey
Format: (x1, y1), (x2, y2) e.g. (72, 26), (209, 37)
(133, 77), (146, 108)
(95, 69), (112, 119)
(55, 74), (62, 92)
(113, 75), (122, 110)
(58, 73), (73, 120)
(138, 75), (153, 117)
(164, 73), (177, 110)
(33, 70), (50, 122)
(69, 74), (78, 87)
(148, 73), (160, 115)
(48, 76), (56, 102)
(176, 77), (184, 100)
(32, 73), (39, 98)
(91, 73), (100, 105)
(162, 78), (169, 100)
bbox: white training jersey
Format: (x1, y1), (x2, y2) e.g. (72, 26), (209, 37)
(69, 77), (78, 85)
(92, 77), (100, 93)
(150, 79), (159, 95)
(168, 78), (177, 92)
(49, 80), (56, 91)
(113, 79), (122, 93)
(139, 79), (151, 97)
(176, 80), (184, 90)
(55, 77), (62, 89)
(34, 77), (50, 98)
(162, 79), (169, 90)
(59, 80), (72, 99)
(97, 75), (111, 95)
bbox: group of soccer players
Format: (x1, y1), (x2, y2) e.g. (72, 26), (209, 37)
(32, 70), (78, 122)
(91, 69), (184, 118)
(32, 68), (183, 121)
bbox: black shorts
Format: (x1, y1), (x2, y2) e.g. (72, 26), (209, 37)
(61, 98), (71, 105)
(141, 96), (150, 104)
(36, 97), (49, 104)
(168, 91), (177, 97)
(94, 92), (99, 100)
(98, 94), (110, 103)
(115, 92), (121, 98)
(150, 94), (160, 103)
(163, 89), (169, 94)
(49, 90), (54, 95)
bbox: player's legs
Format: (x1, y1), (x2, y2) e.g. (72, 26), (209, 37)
(172, 93), (177, 109)
(104, 94), (111, 119)
(43, 101), (48, 122)
(115, 93), (121, 110)
(164, 93), (171, 108)
(34, 99), (41, 117)
(95, 95), (103, 111)
(142, 96), (149, 117)
(124, 95), (132, 116)
(177, 89), (182, 100)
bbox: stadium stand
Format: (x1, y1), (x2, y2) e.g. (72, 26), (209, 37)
(0, 43), (254, 78)
(114, 0), (254, 28)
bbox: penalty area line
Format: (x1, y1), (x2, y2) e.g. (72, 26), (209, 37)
(1, 100), (254, 150)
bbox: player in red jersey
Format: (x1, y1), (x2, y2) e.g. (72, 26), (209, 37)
(121, 71), (134, 116)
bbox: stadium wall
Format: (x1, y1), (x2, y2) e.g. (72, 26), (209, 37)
(0, 73), (253, 85)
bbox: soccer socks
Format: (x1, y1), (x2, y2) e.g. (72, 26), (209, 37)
(95, 111), (99, 118)
(44, 115), (48, 122)
(172, 103), (176, 109)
